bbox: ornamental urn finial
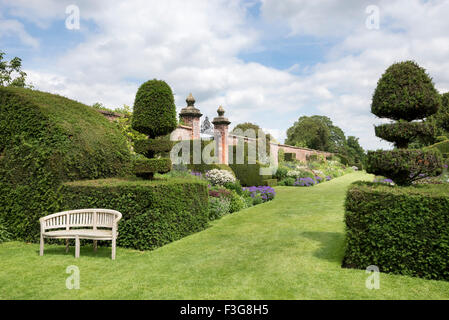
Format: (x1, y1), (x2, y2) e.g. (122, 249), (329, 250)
(217, 105), (225, 116)
(186, 93), (195, 106)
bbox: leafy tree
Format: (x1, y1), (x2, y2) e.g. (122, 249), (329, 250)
(0, 51), (31, 88)
(310, 115), (346, 153)
(345, 136), (366, 167)
(285, 116), (331, 151)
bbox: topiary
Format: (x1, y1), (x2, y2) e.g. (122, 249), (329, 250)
(367, 61), (443, 185)
(131, 80), (177, 178)
(371, 61), (440, 122)
(366, 149), (442, 186)
(0, 87), (131, 241)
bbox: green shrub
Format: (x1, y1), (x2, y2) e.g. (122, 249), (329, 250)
(335, 154), (349, 166)
(230, 160), (271, 187)
(0, 87), (131, 242)
(375, 121), (436, 148)
(228, 143), (272, 186)
(208, 197), (231, 221)
(366, 149), (443, 186)
(131, 80), (177, 137)
(343, 182), (449, 281)
(134, 138), (174, 156)
(60, 178), (209, 251)
(279, 177), (295, 186)
(371, 61), (440, 122)
(263, 179), (278, 187)
(131, 80), (177, 178)
(274, 166), (289, 181)
(223, 181), (243, 195)
(229, 191), (246, 213)
(284, 153), (296, 162)
(133, 158), (172, 177)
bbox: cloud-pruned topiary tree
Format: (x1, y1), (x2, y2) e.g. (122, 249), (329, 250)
(367, 61), (443, 186)
(131, 80), (177, 179)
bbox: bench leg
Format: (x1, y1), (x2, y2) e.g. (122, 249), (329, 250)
(111, 237), (116, 260)
(65, 239), (69, 253)
(40, 234), (44, 256)
(75, 236), (80, 258)
(93, 240), (97, 253)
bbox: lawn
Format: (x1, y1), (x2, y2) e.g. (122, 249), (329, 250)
(1, 171), (449, 299)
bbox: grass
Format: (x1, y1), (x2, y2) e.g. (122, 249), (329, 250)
(1, 171), (449, 299)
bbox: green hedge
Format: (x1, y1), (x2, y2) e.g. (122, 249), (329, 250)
(263, 179), (278, 187)
(375, 121), (436, 148)
(366, 149), (442, 186)
(343, 182), (449, 281)
(133, 158), (172, 176)
(131, 80), (177, 138)
(228, 144), (272, 186)
(0, 87), (131, 242)
(60, 178), (209, 251)
(134, 138), (174, 155)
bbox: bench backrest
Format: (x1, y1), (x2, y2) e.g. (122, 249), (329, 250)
(40, 209), (122, 231)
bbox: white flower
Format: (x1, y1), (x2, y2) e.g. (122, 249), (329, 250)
(205, 169), (236, 185)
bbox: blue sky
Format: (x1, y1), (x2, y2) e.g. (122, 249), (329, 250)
(1, 0), (449, 150)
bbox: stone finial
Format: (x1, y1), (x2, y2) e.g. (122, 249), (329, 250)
(212, 105), (230, 126)
(179, 93), (202, 118)
(186, 93), (195, 106)
(217, 105), (225, 116)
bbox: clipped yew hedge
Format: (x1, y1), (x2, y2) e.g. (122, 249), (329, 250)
(60, 178), (209, 251)
(343, 182), (449, 281)
(366, 149), (442, 186)
(0, 87), (131, 241)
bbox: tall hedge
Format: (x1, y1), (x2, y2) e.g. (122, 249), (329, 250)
(228, 143), (271, 186)
(60, 178), (209, 251)
(0, 87), (131, 241)
(343, 182), (449, 281)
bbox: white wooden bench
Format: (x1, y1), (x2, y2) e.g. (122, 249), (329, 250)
(39, 209), (122, 260)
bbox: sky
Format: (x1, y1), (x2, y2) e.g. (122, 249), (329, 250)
(1, 0), (449, 150)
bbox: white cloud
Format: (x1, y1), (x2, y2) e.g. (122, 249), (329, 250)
(0, 17), (39, 48)
(3, 0), (449, 151)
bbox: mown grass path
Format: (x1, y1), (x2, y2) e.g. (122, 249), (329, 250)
(1, 171), (449, 299)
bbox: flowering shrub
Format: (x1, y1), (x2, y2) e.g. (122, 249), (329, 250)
(205, 169), (236, 186)
(326, 175), (332, 181)
(243, 186), (276, 202)
(287, 170), (302, 178)
(208, 187), (232, 199)
(294, 177), (316, 187)
(208, 197), (231, 220)
(315, 176), (323, 183)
